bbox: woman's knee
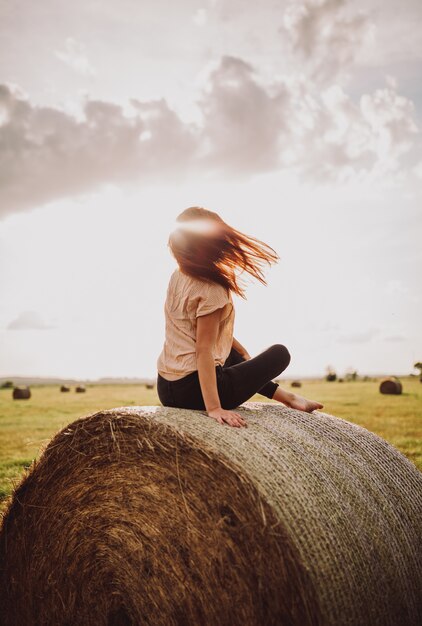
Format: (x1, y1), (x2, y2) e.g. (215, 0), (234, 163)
(268, 344), (291, 371)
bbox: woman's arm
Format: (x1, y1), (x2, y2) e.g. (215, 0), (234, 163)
(196, 310), (247, 428)
(232, 337), (251, 360)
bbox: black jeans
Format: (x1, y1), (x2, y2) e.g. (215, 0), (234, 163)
(157, 344), (291, 411)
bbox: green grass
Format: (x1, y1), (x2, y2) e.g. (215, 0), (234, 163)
(1, 378), (421, 512)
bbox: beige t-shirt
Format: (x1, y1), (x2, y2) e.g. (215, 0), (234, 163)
(157, 268), (235, 381)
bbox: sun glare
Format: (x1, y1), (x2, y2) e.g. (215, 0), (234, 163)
(172, 218), (220, 236)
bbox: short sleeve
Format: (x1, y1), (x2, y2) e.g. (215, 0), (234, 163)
(196, 282), (230, 318)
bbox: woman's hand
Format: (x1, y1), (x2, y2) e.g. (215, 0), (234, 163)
(232, 337), (251, 361)
(207, 407), (248, 428)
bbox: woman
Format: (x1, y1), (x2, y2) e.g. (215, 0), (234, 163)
(157, 207), (323, 428)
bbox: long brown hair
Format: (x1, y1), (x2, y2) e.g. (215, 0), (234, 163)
(168, 207), (279, 298)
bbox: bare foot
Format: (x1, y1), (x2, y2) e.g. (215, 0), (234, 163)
(284, 393), (324, 413)
(272, 387), (323, 413)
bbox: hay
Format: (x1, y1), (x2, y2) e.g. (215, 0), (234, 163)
(291, 381), (302, 388)
(60, 385), (70, 393)
(1, 403), (421, 626)
(75, 385), (86, 393)
(12, 386), (31, 400)
(380, 377), (403, 395)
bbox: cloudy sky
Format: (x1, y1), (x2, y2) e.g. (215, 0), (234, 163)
(0, 0), (421, 380)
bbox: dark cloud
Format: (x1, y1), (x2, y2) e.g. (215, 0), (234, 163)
(0, 84), (199, 216)
(0, 52), (419, 217)
(198, 56), (290, 175)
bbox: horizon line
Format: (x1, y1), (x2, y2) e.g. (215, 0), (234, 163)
(1, 371), (419, 383)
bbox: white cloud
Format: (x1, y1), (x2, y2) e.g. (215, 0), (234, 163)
(54, 37), (96, 76)
(384, 279), (409, 296)
(0, 53), (419, 217)
(283, 0), (374, 82)
(360, 86), (419, 166)
(413, 161), (422, 179)
(193, 8), (208, 26)
(7, 311), (55, 331)
(384, 334), (406, 342)
(337, 328), (379, 344)
(294, 81), (419, 181)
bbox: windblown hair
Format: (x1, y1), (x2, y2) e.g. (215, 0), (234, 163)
(168, 207), (279, 298)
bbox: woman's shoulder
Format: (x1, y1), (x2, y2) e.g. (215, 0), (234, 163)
(170, 268), (231, 299)
(167, 268), (202, 296)
(171, 268), (207, 289)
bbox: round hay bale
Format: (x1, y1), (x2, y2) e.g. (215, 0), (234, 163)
(60, 385), (70, 393)
(145, 383), (154, 390)
(12, 386), (31, 400)
(379, 377), (403, 395)
(290, 381), (302, 388)
(75, 385), (86, 393)
(1, 403), (421, 626)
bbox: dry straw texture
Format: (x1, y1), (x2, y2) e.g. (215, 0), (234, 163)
(1, 402), (421, 626)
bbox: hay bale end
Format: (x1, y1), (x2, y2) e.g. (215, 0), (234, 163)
(0, 403), (421, 626)
(379, 377), (403, 395)
(12, 386), (31, 400)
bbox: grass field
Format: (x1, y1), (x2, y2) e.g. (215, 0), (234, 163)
(1, 377), (421, 513)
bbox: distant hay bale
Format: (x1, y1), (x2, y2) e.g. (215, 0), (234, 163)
(379, 377), (403, 395)
(290, 381), (302, 388)
(12, 386), (31, 400)
(75, 385), (86, 393)
(60, 385), (70, 393)
(1, 403), (421, 626)
(145, 383), (154, 390)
